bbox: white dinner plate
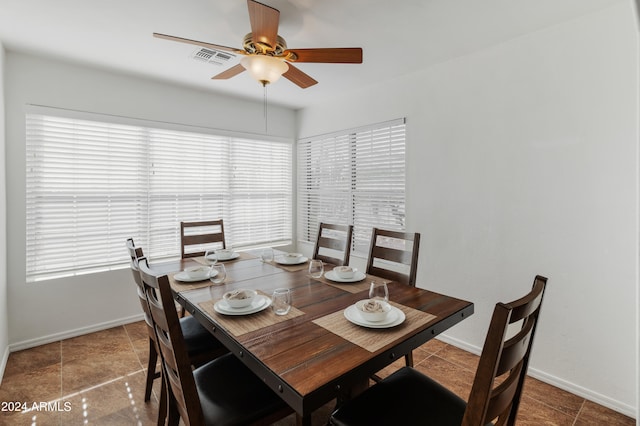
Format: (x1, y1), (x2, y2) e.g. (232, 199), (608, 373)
(324, 270), (366, 283)
(213, 252), (240, 261)
(275, 256), (309, 265)
(343, 304), (405, 328)
(214, 294), (271, 315)
(173, 269), (218, 282)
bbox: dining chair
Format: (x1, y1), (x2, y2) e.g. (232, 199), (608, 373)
(137, 257), (292, 426)
(330, 275), (548, 426)
(366, 227), (421, 369)
(126, 240), (227, 406)
(312, 222), (354, 266)
(366, 227), (421, 287)
(180, 219), (226, 259)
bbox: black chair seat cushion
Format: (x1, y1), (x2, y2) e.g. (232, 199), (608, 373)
(330, 366), (468, 426)
(180, 315), (225, 355)
(195, 353), (288, 425)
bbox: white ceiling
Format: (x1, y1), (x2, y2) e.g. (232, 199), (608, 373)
(0, 0), (623, 109)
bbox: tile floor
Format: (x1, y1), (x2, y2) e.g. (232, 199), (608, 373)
(0, 321), (635, 425)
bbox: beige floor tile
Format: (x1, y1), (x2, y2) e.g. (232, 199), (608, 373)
(0, 362), (62, 404)
(60, 370), (159, 426)
(414, 355), (476, 400)
(575, 400), (636, 426)
(516, 395), (576, 425)
(123, 320), (148, 342)
(61, 326), (143, 394)
(0, 409), (63, 426)
(3, 342), (60, 377)
(61, 352), (143, 395)
(61, 327), (134, 364)
(434, 343), (479, 372)
(521, 376), (584, 418)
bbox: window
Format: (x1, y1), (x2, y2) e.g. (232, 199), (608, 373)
(297, 118), (406, 255)
(26, 110), (292, 281)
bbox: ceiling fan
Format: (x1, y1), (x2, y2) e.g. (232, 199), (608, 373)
(154, 0), (363, 89)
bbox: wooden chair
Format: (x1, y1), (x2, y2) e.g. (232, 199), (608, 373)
(366, 227), (421, 287)
(180, 219), (226, 259)
(137, 257), (292, 426)
(312, 222), (354, 266)
(126, 238), (158, 402)
(126, 240), (227, 408)
(366, 228), (420, 368)
(330, 275), (548, 426)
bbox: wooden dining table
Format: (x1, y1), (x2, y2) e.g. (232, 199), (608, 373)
(151, 250), (474, 425)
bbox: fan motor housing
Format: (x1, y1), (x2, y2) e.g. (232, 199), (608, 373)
(243, 33), (287, 56)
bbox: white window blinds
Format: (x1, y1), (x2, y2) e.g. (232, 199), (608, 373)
(26, 112), (292, 281)
(297, 118), (406, 255)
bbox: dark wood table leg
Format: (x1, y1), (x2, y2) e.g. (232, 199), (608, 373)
(296, 413), (312, 426)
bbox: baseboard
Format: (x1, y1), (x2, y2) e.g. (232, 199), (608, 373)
(437, 333), (637, 419)
(0, 345), (9, 386)
(8, 313), (145, 352)
(436, 333), (482, 355)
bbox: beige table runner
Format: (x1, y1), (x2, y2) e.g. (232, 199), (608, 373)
(313, 302), (436, 353)
(199, 296), (305, 337)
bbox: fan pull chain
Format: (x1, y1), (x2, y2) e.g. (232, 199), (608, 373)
(263, 84), (268, 134)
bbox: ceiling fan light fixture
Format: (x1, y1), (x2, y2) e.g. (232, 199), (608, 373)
(240, 54), (289, 86)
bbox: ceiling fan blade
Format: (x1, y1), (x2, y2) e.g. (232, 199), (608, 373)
(247, 0), (279, 51)
(212, 64), (246, 80)
(153, 32), (242, 54)
(283, 63), (318, 89)
(284, 48), (363, 63)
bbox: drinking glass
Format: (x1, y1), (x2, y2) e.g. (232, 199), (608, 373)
(209, 264), (227, 285)
(369, 281), (389, 302)
(272, 288), (291, 315)
(308, 260), (324, 278)
(260, 248), (274, 263)
(204, 249), (218, 265)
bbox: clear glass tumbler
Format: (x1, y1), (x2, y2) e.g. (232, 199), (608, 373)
(308, 259), (324, 278)
(209, 263), (227, 285)
(369, 281), (389, 302)
(272, 288), (291, 315)
(260, 248), (274, 263)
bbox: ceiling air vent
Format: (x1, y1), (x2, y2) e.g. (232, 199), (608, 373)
(191, 48), (236, 66)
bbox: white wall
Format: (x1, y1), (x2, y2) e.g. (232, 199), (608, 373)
(0, 43), (9, 381)
(4, 52), (296, 348)
(298, 2), (638, 417)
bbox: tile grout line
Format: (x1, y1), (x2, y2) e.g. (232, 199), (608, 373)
(572, 399), (587, 425)
(122, 324), (146, 371)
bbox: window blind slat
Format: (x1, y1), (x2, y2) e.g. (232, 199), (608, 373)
(26, 113), (292, 281)
(297, 119), (406, 254)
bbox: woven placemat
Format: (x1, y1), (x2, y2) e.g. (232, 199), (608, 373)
(312, 302), (436, 353)
(318, 273), (388, 294)
(192, 251), (257, 266)
(168, 273), (213, 292)
(199, 295), (305, 336)
(268, 260), (310, 272)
